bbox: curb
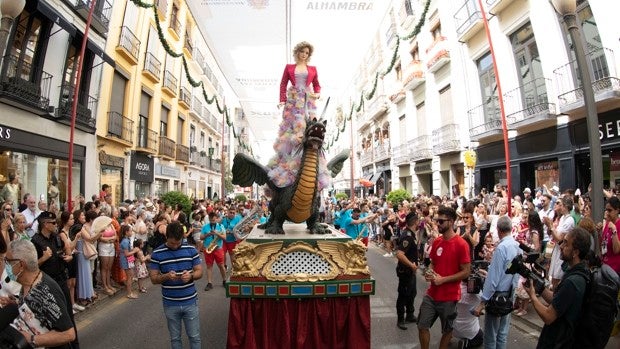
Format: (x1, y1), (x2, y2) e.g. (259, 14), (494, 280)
(74, 288), (124, 322)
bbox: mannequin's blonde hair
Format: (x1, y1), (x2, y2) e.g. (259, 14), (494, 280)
(293, 41), (314, 63)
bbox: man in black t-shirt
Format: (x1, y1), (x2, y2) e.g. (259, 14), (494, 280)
(395, 212), (420, 330)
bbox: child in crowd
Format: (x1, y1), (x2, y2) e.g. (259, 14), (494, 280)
(133, 239), (149, 293)
(120, 225), (139, 299)
(479, 235), (495, 262)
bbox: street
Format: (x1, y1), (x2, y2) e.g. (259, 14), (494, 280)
(76, 244), (539, 348)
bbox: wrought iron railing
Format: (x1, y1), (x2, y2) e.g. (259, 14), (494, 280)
(193, 48), (205, 72)
(374, 142), (391, 162)
(191, 96), (202, 116)
(432, 124), (461, 155)
(159, 136), (176, 158)
(410, 135), (433, 162)
(169, 14), (181, 35)
(553, 47), (620, 106)
(137, 128), (157, 152)
(360, 151), (373, 167)
(118, 26), (140, 60)
(184, 32), (193, 53)
(503, 77), (556, 123)
(0, 54), (52, 111)
(176, 144), (189, 163)
(392, 143), (410, 166)
(107, 111), (134, 143)
(144, 52), (161, 79)
(58, 83), (97, 128)
(75, 0), (112, 31)
(179, 86), (191, 107)
(163, 70), (178, 94)
(468, 99), (502, 138)
(454, 0), (481, 38)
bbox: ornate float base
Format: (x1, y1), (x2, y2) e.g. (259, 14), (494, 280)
(226, 223), (374, 349)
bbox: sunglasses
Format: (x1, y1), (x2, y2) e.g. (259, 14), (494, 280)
(3, 208), (11, 211)
(44, 221), (57, 225)
(434, 218), (449, 225)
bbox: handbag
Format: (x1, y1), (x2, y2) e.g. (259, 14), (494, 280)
(485, 289), (514, 316)
(83, 241), (98, 261)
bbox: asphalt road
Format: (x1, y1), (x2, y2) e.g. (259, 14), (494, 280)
(76, 243), (540, 348)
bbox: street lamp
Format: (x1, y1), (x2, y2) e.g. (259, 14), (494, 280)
(0, 0), (26, 63)
(550, 0), (603, 221)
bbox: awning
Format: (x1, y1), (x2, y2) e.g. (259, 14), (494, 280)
(36, 1), (77, 36)
(369, 172), (383, 184)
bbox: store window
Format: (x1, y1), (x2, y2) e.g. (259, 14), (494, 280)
(101, 165), (123, 206)
(0, 151), (81, 209)
(535, 161), (559, 189)
(135, 182), (151, 200)
(155, 178), (169, 197)
(188, 180), (196, 199)
(198, 181), (205, 199)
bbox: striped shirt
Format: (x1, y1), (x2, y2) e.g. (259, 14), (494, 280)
(149, 243), (201, 306)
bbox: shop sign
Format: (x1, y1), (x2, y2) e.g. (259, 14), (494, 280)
(130, 152), (154, 183)
(0, 125), (12, 139)
(155, 164), (180, 178)
(535, 161), (558, 171)
(414, 161), (432, 174)
(99, 150), (124, 168)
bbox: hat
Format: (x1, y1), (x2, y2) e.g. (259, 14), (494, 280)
(37, 211), (56, 223)
(523, 188), (531, 194)
(91, 216), (113, 234)
(551, 185), (559, 193)
(145, 201), (154, 209)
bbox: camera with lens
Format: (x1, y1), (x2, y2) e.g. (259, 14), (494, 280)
(467, 260), (489, 294)
(505, 243), (548, 294)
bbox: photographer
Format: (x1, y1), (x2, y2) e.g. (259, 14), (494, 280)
(472, 216), (520, 349)
(526, 227), (590, 349)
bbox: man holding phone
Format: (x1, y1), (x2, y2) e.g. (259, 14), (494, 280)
(150, 221), (203, 349)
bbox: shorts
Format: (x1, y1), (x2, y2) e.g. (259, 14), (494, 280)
(417, 295), (458, 333)
(223, 241), (239, 254)
(192, 232), (202, 244)
(98, 242), (115, 257)
(204, 248), (224, 266)
(360, 237), (368, 247)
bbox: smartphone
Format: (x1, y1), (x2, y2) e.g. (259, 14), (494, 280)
(176, 270), (193, 276)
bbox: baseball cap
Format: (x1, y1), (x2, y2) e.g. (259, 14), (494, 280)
(551, 185), (559, 193)
(37, 211), (56, 223)
(523, 188), (531, 194)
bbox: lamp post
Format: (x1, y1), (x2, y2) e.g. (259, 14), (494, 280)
(551, 0), (603, 221)
(0, 0), (26, 63)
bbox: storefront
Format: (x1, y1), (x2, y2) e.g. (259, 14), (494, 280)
(414, 160), (433, 195)
(0, 125), (84, 209)
(475, 108), (620, 194)
(99, 150), (124, 206)
(130, 152), (154, 200)
(154, 163), (181, 197)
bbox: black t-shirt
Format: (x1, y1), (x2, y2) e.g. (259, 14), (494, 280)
(397, 228), (418, 268)
(31, 232), (67, 283)
(11, 273), (74, 349)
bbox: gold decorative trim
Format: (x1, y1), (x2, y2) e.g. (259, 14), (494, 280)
(232, 241), (283, 278)
(316, 240), (370, 276)
(263, 241), (341, 282)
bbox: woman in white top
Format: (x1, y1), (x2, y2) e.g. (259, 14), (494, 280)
(543, 196), (575, 289)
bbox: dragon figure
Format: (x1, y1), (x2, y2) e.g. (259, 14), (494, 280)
(232, 118), (349, 234)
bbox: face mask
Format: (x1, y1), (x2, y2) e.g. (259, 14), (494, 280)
(5, 261), (19, 282)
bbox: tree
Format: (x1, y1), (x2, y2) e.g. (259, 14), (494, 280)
(160, 191), (192, 217)
(334, 192), (348, 201)
(386, 189), (411, 207)
(225, 167), (234, 195)
(235, 194), (247, 202)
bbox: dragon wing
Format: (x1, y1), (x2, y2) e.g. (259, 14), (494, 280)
(232, 153), (272, 187)
(326, 149), (350, 178)
(316, 240), (349, 271)
(251, 241), (284, 271)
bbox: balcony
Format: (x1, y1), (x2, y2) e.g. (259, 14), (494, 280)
(190, 96), (202, 118)
(468, 98), (503, 142)
(486, 0), (511, 15)
(183, 33), (193, 57)
(504, 77), (557, 129)
(432, 124), (461, 155)
(74, 0), (112, 34)
(175, 144), (190, 164)
(554, 47), (620, 114)
(0, 54), (52, 114)
(159, 136), (176, 159)
(116, 26), (140, 65)
(360, 151), (373, 167)
(142, 52), (161, 82)
(137, 128), (158, 153)
(402, 60), (425, 90)
(191, 48), (205, 74)
(409, 135), (433, 162)
(168, 14), (181, 39)
(162, 70), (178, 97)
(426, 36), (450, 73)
(454, 0), (483, 43)
(57, 83), (97, 133)
(154, 0), (167, 18)
(374, 142), (391, 162)
(179, 86), (191, 109)
(392, 143), (411, 166)
(106, 111), (134, 145)
(361, 95), (389, 126)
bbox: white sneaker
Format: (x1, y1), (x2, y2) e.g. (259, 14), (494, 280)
(73, 303), (85, 312)
(383, 253), (391, 257)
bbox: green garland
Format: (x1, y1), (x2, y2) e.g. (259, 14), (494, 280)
(365, 72), (379, 100)
(381, 37), (400, 78)
(399, 0), (431, 41)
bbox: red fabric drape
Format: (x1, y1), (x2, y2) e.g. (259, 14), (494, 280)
(227, 297), (370, 349)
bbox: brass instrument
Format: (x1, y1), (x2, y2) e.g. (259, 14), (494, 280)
(205, 234), (221, 254)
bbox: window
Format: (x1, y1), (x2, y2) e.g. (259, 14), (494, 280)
(138, 115), (148, 148)
(410, 45), (419, 61)
(177, 117), (184, 143)
(8, 10), (47, 82)
(200, 131), (205, 150)
(160, 107), (169, 137)
(477, 52), (499, 121)
(395, 62), (402, 81)
(510, 22), (546, 110)
(190, 125), (196, 146)
(439, 85), (453, 125)
(399, 114), (407, 143)
(416, 102), (426, 135)
(431, 23), (442, 41)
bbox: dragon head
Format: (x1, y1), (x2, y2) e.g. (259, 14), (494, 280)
(303, 118), (327, 150)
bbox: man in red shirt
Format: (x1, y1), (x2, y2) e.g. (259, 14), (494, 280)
(418, 206), (471, 349)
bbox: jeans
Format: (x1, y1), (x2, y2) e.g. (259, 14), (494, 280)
(484, 313), (511, 349)
(163, 302), (201, 349)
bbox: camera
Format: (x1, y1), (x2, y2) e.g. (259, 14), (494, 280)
(505, 243), (548, 294)
(467, 260), (489, 294)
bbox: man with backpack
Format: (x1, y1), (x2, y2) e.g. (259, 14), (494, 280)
(526, 227), (590, 348)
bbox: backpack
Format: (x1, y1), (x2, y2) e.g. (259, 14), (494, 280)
(573, 264), (620, 349)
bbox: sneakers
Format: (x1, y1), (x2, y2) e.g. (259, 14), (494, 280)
(204, 283), (213, 291)
(383, 253), (392, 257)
(72, 303), (86, 312)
